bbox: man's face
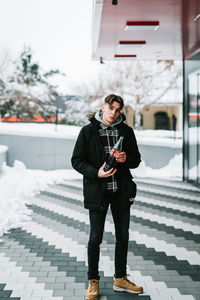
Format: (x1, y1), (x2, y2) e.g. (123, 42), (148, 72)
(102, 101), (121, 126)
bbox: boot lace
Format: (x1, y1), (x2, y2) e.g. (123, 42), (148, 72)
(89, 280), (98, 292)
(123, 276), (136, 287)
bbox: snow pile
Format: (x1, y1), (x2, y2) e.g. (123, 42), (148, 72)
(0, 122), (81, 139)
(0, 123), (182, 148)
(135, 129), (182, 139)
(0, 145), (8, 154)
(133, 153), (182, 179)
(0, 160), (82, 241)
(135, 130), (182, 148)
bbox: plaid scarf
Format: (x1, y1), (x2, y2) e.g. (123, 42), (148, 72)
(99, 122), (119, 193)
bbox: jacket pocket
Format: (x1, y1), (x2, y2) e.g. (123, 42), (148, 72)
(120, 178), (137, 206)
(83, 178), (105, 208)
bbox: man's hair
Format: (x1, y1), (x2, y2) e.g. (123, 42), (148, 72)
(104, 94), (124, 110)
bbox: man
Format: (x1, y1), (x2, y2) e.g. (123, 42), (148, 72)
(71, 94), (143, 300)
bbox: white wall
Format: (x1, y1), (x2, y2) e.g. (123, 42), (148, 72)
(0, 133), (182, 170)
(0, 134), (74, 170)
(0, 145), (8, 173)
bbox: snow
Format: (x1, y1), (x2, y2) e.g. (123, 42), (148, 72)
(136, 130), (182, 148)
(0, 145), (8, 154)
(135, 129), (182, 139)
(0, 122), (81, 139)
(0, 153), (182, 241)
(0, 123), (183, 239)
(132, 153), (182, 179)
(8, 80), (50, 102)
(0, 123), (182, 147)
(0, 160), (82, 242)
(72, 61), (182, 121)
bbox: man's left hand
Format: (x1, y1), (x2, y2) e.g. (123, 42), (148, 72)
(115, 151), (126, 163)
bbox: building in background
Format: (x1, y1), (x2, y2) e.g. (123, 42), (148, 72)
(91, 0), (200, 186)
(124, 91), (182, 131)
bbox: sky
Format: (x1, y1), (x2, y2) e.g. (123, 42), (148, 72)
(0, 0), (100, 93)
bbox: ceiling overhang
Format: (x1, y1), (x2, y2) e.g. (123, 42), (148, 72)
(92, 0), (200, 61)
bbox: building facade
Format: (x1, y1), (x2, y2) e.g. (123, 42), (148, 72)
(92, 0), (200, 186)
(124, 104), (182, 131)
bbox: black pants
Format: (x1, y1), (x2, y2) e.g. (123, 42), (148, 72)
(87, 195), (130, 280)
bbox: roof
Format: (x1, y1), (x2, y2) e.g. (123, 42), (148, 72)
(92, 0), (200, 61)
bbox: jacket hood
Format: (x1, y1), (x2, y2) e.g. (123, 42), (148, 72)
(87, 112), (96, 121)
(87, 110), (126, 127)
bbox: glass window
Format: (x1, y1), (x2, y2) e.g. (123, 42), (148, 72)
(198, 74), (200, 184)
(188, 70), (200, 184)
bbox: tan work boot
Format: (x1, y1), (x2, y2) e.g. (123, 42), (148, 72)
(86, 279), (99, 300)
(113, 275), (143, 294)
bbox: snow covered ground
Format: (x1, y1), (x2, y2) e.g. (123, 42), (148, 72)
(0, 160), (82, 241)
(0, 122), (182, 146)
(0, 145), (8, 153)
(136, 129), (182, 147)
(0, 122), (81, 139)
(0, 122), (183, 240)
(0, 154), (182, 242)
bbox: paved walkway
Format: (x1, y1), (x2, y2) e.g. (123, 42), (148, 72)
(0, 178), (200, 300)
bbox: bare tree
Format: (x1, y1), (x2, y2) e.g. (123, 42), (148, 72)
(71, 60), (182, 128)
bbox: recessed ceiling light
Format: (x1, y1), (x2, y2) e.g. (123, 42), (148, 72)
(194, 14), (200, 21)
(118, 40), (146, 47)
(112, 0), (118, 5)
(114, 54), (137, 59)
(125, 21), (159, 31)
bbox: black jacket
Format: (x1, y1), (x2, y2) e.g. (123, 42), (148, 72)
(71, 115), (141, 210)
